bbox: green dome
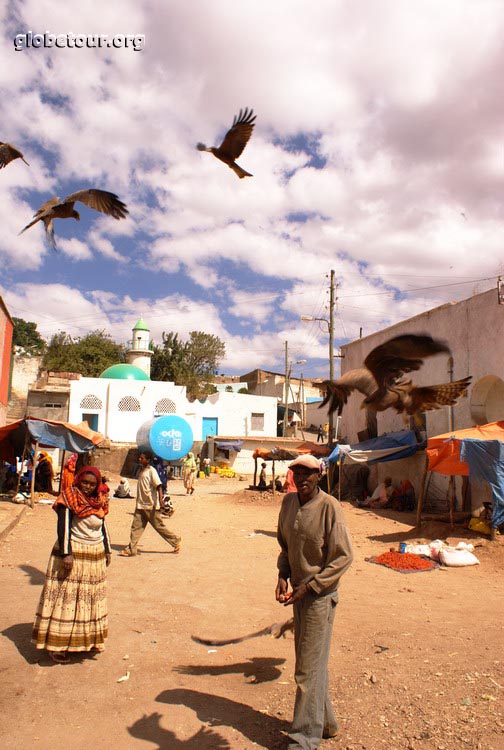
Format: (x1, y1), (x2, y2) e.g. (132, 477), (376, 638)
(133, 318), (150, 331)
(99, 364), (150, 381)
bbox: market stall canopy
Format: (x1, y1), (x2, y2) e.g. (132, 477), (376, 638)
(214, 440), (243, 452)
(426, 421), (504, 528)
(327, 430), (420, 465)
(253, 447), (300, 461)
(0, 418), (105, 463)
(426, 421), (504, 476)
(295, 441), (331, 457)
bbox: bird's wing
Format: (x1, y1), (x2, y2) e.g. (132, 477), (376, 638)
(364, 334), (451, 389)
(319, 368), (377, 415)
(0, 142), (29, 168)
(61, 189), (128, 219)
(406, 376), (471, 413)
(19, 197), (60, 234)
(218, 108), (256, 160)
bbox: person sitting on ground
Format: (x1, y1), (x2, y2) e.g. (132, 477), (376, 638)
(258, 462), (267, 490)
(269, 475), (283, 492)
(360, 476), (394, 508)
(114, 478), (133, 498)
(391, 479), (415, 512)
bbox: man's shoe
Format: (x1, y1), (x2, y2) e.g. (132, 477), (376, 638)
(172, 542), (182, 554)
(119, 548), (136, 557)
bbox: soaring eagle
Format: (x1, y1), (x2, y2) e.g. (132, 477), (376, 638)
(20, 189), (128, 250)
(197, 108), (256, 178)
(0, 142), (29, 169)
(320, 334), (471, 422)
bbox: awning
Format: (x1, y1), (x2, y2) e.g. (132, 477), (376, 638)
(215, 440), (243, 452)
(253, 447), (300, 461)
(0, 418), (105, 463)
(328, 430), (420, 465)
(426, 421), (504, 475)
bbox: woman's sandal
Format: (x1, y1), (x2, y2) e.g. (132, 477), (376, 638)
(48, 651), (70, 664)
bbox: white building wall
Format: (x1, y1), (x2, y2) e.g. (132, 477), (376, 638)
(339, 288), (504, 444)
(69, 378), (278, 442)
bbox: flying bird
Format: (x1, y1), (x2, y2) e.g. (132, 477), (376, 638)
(0, 142), (30, 169)
(197, 108), (256, 178)
(20, 189), (128, 250)
(320, 333), (471, 422)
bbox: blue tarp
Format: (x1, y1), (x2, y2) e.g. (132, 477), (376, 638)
(25, 419), (102, 453)
(459, 439), (504, 528)
(215, 440), (243, 452)
(328, 430), (420, 465)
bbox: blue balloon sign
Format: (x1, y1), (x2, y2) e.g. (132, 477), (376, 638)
(136, 416), (193, 460)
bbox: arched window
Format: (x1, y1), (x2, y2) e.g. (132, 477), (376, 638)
(154, 398), (177, 415)
(470, 375), (504, 425)
(79, 394), (103, 410)
(118, 396), (141, 412)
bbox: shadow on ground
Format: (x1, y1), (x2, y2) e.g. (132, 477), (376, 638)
(173, 656), (285, 684)
(149, 689), (290, 749)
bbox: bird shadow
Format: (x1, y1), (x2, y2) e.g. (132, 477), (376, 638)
(128, 711), (231, 750)
(173, 656), (285, 684)
(154, 689), (290, 749)
(18, 564), (45, 586)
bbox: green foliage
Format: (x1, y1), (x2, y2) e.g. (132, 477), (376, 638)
(151, 330), (226, 398)
(12, 317), (46, 356)
(238, 387), (249, 394)
(42, 329), (124, 377)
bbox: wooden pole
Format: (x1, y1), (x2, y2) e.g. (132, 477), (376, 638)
(272, 460), (276, 496)
(59, 450), (66, 494)
(415, 452), (429, 528)
(448, 476), (455, 528)
(253, 456), (258, 488)
(30, 440), (39, 509)
(14, 432), (30, 498)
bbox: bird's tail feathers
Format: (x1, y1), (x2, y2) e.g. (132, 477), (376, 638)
(231, 163), (253, 178)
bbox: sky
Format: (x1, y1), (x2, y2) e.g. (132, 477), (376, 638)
(1, 0), (503, 380)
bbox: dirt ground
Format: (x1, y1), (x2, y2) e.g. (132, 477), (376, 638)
(0, 473), (503, 750)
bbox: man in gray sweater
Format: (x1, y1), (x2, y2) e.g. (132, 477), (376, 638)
(276, 454), (353, 750)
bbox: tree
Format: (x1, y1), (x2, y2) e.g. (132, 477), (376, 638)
(12, 317), (46, 356)
(151, 330), (226, 398)
(42, 330), (124, 377)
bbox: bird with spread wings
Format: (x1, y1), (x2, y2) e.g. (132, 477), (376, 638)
(0, 142), (29, 169)
(197, 108), (256, 178)
(320, 334), (471, 422)
(19, 189), (128, 251)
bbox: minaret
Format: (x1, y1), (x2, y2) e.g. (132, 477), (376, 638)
(125, 318), (153, 376)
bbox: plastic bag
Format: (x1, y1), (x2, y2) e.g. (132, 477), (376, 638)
(439, 547), (480, 567)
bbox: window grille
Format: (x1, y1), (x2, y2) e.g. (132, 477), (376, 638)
(154, 398), (176, 414)
(118, 396), (141, 412)
(79, 394), (103, 410)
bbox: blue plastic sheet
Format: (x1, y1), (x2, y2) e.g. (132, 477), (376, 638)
(460, 439), (504, 528)
(328, 430), (419, 465)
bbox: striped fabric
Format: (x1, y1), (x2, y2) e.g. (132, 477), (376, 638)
(32, 541), (108, 653)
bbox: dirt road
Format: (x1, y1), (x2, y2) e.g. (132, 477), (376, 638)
(1, 474), (503, 750)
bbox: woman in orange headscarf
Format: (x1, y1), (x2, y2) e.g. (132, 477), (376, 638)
(32, 466), (111, 663)
(60, 453), (77, 492)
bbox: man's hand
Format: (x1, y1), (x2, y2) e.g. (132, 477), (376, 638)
(287, 582), (310, 605)
(275, 576), (289, 602)
(62, 554), (73, 572)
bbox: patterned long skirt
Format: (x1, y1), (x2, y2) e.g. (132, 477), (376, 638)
(32, 540), (108, 653)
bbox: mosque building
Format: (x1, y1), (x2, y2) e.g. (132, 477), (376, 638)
(67, 318), (278, 446)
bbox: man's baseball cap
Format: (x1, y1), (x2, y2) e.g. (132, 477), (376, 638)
(289, 455), (320, 471)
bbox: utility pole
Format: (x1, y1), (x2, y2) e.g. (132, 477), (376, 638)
(283, 340), (289, 437)
(328, 269), (336, 445)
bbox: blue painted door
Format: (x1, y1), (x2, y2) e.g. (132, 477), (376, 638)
(202, 417), (218, 438)
(82, 413), (99, 431)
